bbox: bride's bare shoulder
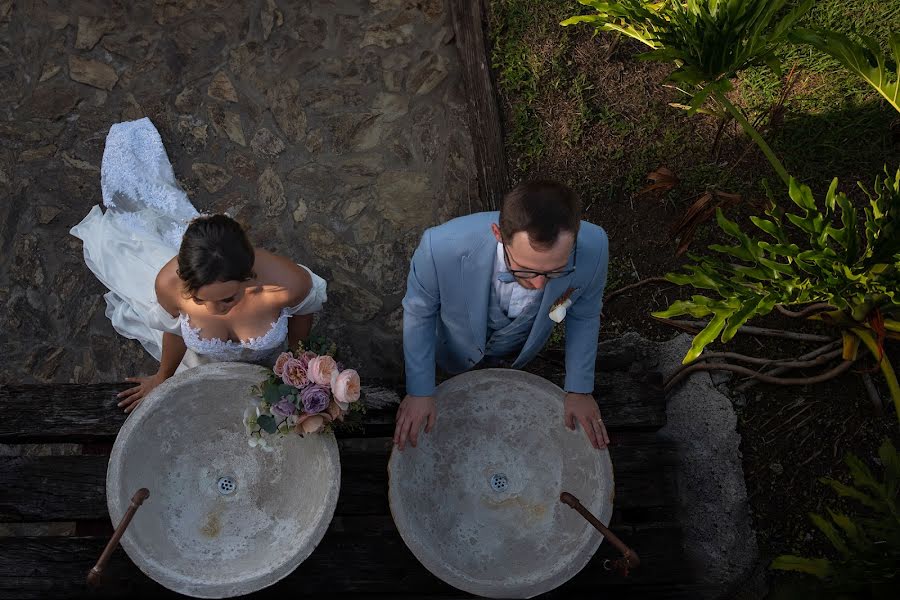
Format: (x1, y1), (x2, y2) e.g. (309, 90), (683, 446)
(255, 249), (312, 306)
(154, 258), (183, 316)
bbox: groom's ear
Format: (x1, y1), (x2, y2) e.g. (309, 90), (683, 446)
(490, 223), (503, 243)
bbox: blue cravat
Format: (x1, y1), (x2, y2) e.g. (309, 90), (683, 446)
(497, 271), (516, 283)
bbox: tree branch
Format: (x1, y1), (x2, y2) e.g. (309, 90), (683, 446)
(654, 317), (836, 343)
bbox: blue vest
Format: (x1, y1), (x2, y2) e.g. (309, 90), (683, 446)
(483, 281), (543, 359)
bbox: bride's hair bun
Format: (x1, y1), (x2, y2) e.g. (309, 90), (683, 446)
(177, 214), (255, 296)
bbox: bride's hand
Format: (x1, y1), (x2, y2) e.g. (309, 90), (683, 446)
(117, 373), (167, 414)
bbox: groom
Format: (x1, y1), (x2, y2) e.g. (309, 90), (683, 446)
(394, 180), (610, 451)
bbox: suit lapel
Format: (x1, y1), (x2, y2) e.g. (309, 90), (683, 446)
(460, 234), (496, 352)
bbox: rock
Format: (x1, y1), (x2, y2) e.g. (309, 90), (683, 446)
(342, 197), (367, 220)
(329, 273), (383, 322)
(411, 104), (442, 164)
(61, 152), (99, 172)
(260, 0), (283, 41)
(68, 55), (118, 91)
(35, 206), (61, 225)
(75, 16), (113, 50)
(229, 42), (264, 85)
(13, 234), (45, 287)
(153, 0), (197, 25)
(250, 128), (285, 157)
(19, 145), (57, 162)
(121, 93), (144, 121)
(192, 163), (232, 193)
(293, 16), (328, 52)
(328, 113), (384, 153)
(361, 23), (414, 49)
(305, 128), (324, 154)
(362, 241), (409, 295)
(266, 79), (307, 142)
(381, 53), (411, 92)
(174, 115), (208, 155)
(353, 212), (382, 245)
(306, 224), (359, 272)
(292, 198), (308, 223)
(47, 12), (68, 30)
(39, 64), (61, 82)
(376, 171), (431, 226)
(174, 87), (198, 112)
(27, 84), (82, 120)
(101, 29), (159, 62)
(372, 92), (408, 122)
(207, 71), (238, 103)
(407, 51), (449, 96)
(225, 152), (258, 180)
(89, 90), (108, 107)
(0, 1), (11, 22)
(257, 166), (286, 217)
(207, 105), (246, 146)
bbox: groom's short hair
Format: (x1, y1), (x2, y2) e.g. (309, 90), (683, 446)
(499, 180), (581, 248)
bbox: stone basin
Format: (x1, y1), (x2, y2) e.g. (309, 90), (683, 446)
(106, 362), (340, 598)
(388, 369), (614, 599)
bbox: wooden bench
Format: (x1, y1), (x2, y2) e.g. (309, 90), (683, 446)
(0, 364), (713, 599)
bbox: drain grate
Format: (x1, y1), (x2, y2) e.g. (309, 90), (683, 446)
(216, 476), (236, 495)
(490, 473), (509, 493)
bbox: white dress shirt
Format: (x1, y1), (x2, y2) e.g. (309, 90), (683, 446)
(493, 243), (544, 318)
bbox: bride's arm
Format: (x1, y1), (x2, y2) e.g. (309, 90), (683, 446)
(117, 267), (189, 413)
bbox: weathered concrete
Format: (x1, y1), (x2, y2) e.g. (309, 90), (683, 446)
(388, 369), (614, 599)
(657, 334), (762, 599)
(107, 362), (340, 598)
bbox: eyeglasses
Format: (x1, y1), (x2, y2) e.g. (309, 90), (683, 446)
(503, 243), (576, 280)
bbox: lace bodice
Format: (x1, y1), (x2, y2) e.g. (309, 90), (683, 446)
(179, 311), (290, 365)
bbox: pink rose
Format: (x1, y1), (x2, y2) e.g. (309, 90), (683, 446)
(331, 369), (361, 406)
(307, 355), (337, 386)
(281, 358), (309, 388)
(296, 414), (326, 435)
(273, 352), (293, 376)
(299, 351), (317, 368)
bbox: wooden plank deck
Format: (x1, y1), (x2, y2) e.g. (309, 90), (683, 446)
(0, 361), (697, 599)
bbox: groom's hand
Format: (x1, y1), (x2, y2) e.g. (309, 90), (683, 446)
(394, 395), (436, 450)
(564, 392), (609, 450)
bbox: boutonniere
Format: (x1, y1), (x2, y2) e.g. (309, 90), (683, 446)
(549, 287), (577, 323)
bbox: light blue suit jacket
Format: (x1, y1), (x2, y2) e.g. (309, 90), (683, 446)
(402, 211), (609, 396)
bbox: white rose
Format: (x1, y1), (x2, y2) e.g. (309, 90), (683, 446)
(549, 299), (573, 323)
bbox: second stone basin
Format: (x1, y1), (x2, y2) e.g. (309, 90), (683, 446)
(388, 369), (615, 599)
(106, 362), (340, 598)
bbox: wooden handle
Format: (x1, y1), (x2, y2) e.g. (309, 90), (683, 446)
(87, 488), (150, 587)
(560, 491), (640, 570)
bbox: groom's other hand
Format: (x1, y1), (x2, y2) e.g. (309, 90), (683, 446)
(394, 395), (436, 450)
(564, 392), (609, 450)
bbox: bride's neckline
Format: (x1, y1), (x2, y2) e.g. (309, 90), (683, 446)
(179, 310), (288, 346)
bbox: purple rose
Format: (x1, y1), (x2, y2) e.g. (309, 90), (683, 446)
(301, 384), (331, 414)
(272, 397), (297, 418)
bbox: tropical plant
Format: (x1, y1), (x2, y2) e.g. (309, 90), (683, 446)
(771, 438), (900, 599)
(562, 0), (815, 185)
(653, 169), (900, 421)
(790, 29), (900, 113)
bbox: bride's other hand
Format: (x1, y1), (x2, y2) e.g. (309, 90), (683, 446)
(117, 373), (167, 413)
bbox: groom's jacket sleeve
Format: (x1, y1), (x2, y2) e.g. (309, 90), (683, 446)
(402, 228), (441, 397)
(564, 228), (609, 394)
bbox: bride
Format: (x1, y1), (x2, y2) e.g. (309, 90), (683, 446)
(71, 118), (327, 414)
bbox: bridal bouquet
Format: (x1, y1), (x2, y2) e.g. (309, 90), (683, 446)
(244, 340), (363, 451)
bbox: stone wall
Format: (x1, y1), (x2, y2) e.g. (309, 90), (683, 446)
(0, 0), (478, 383)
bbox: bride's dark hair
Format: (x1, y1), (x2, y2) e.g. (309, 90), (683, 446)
(177, 214), (255, 297)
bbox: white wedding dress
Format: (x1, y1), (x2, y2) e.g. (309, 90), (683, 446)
(71, 118), (327, 371)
